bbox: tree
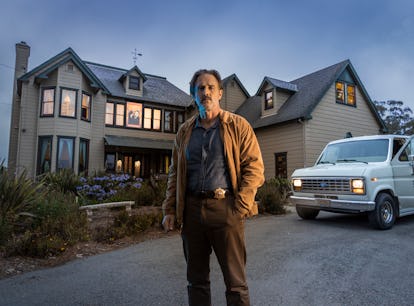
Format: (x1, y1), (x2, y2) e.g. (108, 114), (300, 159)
(374, 100), (414, 135)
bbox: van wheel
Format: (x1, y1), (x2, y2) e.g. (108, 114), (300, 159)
(368, 193), (396, 230)
(296, 206), (320, 220)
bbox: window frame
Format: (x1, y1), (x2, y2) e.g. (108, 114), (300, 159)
(164, 110), (174, 133)
(40, 87), (55, 117)
(37, 135), (53, 175)
(126, 102), (143, 128)
(56, 136), (75, 171)
(105, 102), (115, 125)
(79, 138), (89, 175)
(336, 81), (357, 107)
(115, 103), (125, 127)
(153, 108), (161, 131)
(129, 76), (140, 90)
(275, 152), (288, 179)
(176, 111), (185, 132)
(81, 92), (92, 122)
(264, 90), (274, 110)
(143, 107), (162, 131)
(59, 87), (78, 118)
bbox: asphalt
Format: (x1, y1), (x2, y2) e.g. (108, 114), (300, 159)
(1, 207), (414, 306)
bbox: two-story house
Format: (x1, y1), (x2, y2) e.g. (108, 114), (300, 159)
(236, 60), (387, 179)
(8, 42), (193, 178)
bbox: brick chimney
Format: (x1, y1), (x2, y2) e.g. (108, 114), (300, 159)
(8, 41), (31, 175)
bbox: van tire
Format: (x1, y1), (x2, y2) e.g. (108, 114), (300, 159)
(368, 193), (396, 230)
(296, 206), (320, 220)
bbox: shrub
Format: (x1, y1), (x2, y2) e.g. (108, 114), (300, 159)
(132, 178), (167, 206)
(42, 169), (80, 195)
(92, 210), (163, 243)
(0, 163), (44, 245)
(256, 177), (291, 214)
(76, 174), (143, 204)
(5, 190), (88, 257)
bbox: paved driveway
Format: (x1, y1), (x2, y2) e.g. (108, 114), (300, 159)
(1, 211), (414, 305)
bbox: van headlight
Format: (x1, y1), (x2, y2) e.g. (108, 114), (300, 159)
(292, 179), (302, 191)
(351, 179), (365, 194)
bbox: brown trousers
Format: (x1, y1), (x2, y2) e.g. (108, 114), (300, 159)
(182, 195), (250, 306)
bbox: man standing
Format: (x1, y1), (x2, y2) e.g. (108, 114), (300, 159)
(162, 69), (264, 306)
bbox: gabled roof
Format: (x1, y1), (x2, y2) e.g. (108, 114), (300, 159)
(85, 62), (193, 107)
(18, 47), (193, 108)
(256, 77), (298, 95)
(18, 48), (109, 94)
(118, 65), (148, 82)
(222, 74), (250, 98)
(237, 59), (387, 131)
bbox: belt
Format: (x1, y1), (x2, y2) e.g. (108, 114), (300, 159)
(192, 188), (232, 200)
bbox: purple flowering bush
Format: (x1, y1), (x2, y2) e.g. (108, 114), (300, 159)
(76, 174), (143, 204)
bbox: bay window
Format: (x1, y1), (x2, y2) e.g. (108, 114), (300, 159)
(60, 88), (77, 118)
(41, 88), (55, 116)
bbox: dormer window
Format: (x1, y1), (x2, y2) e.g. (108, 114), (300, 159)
(336, 81), (356, 106)
(265, 90), (273, 110)
(129, 76), (140, 90)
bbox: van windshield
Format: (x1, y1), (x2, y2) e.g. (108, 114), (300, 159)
(317, 139), (389, 164)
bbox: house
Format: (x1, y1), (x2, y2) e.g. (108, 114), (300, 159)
(8, 41), (385, 182)
(8, 42), (193, 178)
(236, 60), (387, 179)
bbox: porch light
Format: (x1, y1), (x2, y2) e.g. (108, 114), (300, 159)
(134, 160), (141, 177)
(116, 159), (122, 173)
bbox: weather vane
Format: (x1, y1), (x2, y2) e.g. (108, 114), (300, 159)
(132, 48), (142, 65)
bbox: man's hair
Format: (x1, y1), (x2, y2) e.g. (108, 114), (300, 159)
(189, 69), (223, 97)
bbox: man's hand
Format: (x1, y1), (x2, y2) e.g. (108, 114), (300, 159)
(162, 214), (175, 232)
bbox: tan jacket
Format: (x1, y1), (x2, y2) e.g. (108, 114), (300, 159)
(162, 110), (265, 225)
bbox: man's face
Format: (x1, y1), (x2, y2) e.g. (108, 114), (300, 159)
(195, 73), (223, 113)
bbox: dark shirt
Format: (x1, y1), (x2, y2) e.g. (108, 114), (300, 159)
(186, 117), (231, 193)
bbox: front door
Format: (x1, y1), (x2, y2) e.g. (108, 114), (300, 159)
(123, 155), (133, 175)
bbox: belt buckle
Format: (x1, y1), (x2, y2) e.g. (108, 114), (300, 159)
(214, 188), (226, 200)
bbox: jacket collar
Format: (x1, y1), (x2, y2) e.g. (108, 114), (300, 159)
(189, 109), (233, 127)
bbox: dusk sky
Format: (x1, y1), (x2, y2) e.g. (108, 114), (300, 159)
(1, 0), (413, 163)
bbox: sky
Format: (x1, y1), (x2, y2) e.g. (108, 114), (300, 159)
(1, 0), (414, 163)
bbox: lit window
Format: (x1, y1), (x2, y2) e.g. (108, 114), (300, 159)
(129, 76), (140, 90)
(347, 85), (355, 105)
(153, 109), (161, 130)
(336, 82), (344, 102)
(144, 107), (152, 129)
(336, 81), (356, 107)
(81, 93), (91, 121)
(41, 88), (55, 116)
(60, 88), (77, 117)
(126, 102), (142, 128)
(265, 90), (273, 110)
(116, 104), (125, 126)
(57, 137), (74, 170)
(105, 102), (114, 125)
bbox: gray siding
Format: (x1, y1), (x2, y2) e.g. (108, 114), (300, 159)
(17, 79), (39, 177)
(255, 122), (304, 179)
(304, 83), (382, 167)
(223, 81), (247, 113)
